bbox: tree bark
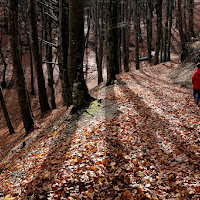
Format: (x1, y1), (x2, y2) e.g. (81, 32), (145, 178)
(68, 0), (92, 110)
(8, 0), (34, 133)
(188, 0), (195, 38)
(177, 0), (186, 50)
(105, 0), (116, 84)
(134, 0), (139, 70)
(167, 0), (173, 61)
(146, 0), (153, 63)
(154, 0), (162, 65)
(163, 0), (169, 62)
(58, 0), (72, 106)
(0, 40), (8, 88)
(28, 0), (50, 115)
(94, 0), (103, 84)
(0, 87), (15, 135)
(45, 17), (56, 109)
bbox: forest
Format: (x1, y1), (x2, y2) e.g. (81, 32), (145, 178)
(0, 0), (200, 199)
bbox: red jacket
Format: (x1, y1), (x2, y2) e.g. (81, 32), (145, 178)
(192, 68), (200, 89)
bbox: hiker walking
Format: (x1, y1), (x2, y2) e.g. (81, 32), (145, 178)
(192, 63), (200, 106)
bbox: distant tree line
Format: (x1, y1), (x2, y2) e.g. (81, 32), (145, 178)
(0, 0), (196, 134)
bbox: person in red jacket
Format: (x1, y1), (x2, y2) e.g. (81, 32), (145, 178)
(192, 63), (200, 106)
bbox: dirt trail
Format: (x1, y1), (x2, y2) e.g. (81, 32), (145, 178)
(0, 59), (200, 199)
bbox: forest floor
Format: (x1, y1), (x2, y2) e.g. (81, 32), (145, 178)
(0, 55), (199, 200)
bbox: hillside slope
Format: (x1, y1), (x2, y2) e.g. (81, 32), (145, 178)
(0, 57), (199, 199)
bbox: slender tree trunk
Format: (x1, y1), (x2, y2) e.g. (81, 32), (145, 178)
(167, 0), (173, 61)
(178, 0), (186, 49)
(117, 1), (122, 73)
(94, 0), (103, 84)
(29, 36), (35, 95)
(0, 87), (15, 135)
(28, 0), (50, 115)
(188, 0), (195, 38)
(122, 1), (129, 72)
(183, 0), (189, 41)
(58, 0), (72, 106)
(160, 29), (164, 63)
(134, 0), (139, 70)
(146, 0), (153, 63)
(68, 0), (93, 110)
(0, 41), (7, 88)
(8, 0), (34, 133)
(163, 0), (169, 62)
(112, 0), (119, 75)
(105, 0), (116, 84)
(45, 18), (56, 109)
(154, 0), (162, 65)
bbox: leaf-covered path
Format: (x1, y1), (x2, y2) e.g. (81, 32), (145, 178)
(0, 61), (200, 199)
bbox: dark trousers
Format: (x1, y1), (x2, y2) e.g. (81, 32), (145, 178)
(193, 89), (200, 103)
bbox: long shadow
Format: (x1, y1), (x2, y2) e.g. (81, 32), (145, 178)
(93, 79), (199, 199)
(19, 107), (87, 199)
(7, 77), (199, 199)
(93, 84), (135, 199)
(20, 84), (121, 199)
(117, 79), (200, 170)
(127, 73), (200, 135)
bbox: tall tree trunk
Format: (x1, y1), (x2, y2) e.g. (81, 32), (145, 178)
(28, 0), (50, 115)
(45, 18), (56, 109)
(160, 29), (164, 63)
(183, 0), (190, 41)
(58, 0), (72, 106)
(117, 0), (122, 73)
(68, 0), (93, 110)
(134, 0), (139, 70)
(0, 87), (15, 135)
(105, 0), (116, 84)
(112, 0), (119, 75)
(122, 1), (129, 72)
(177, 0), (186, 50)
(188, 0), (195, 38)
(8, 0), (34, 133)
(28, 35), (35, 95)
(146, 0), (153, 63)
(154, 0), (162, 65)
(163, 0), (169, 62)
(94, 0), (103, 84)
(167, 0), (173, 61)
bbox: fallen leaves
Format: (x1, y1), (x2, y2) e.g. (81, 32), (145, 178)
(0, 65), (200, 199)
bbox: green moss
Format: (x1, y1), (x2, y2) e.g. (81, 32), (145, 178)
(83, 100), (101, 118)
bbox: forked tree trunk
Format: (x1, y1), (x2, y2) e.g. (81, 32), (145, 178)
(8, 0), (34, 133)
(28, 0), (50, 115)
(0, 87), (15, 135)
